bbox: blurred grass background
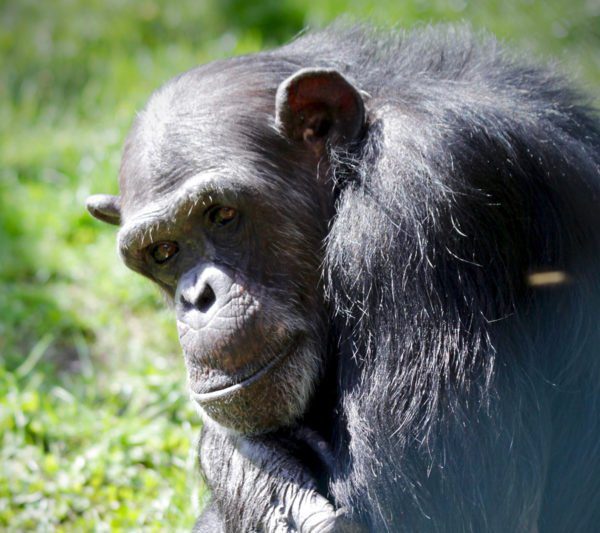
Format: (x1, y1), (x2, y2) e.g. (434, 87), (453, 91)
(0, 0), (598, 530)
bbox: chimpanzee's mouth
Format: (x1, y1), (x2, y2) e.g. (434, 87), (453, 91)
(189, 337), (298, 403)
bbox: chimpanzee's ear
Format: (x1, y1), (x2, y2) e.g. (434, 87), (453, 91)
(275, 68), (366, 156)
(86, 194), (122, 226)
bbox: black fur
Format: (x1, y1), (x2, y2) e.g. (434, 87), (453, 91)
(90, 23), (600, 532)
(218, 25), (600, 532)
(321, 25), (600, 531)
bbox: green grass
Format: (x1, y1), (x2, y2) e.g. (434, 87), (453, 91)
(1, 0), (598, 530)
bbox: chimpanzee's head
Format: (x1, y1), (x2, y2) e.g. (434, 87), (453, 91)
(87, 58), (365, 434)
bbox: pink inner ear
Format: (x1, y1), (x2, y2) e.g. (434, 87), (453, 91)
(275, 68), (365, 146)
(288, 76), (357, 117)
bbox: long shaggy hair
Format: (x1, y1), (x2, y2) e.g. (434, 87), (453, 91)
(168, 24), (599, 532)
(300, 25), (600, 532)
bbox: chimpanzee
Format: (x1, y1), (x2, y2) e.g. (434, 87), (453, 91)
(87, 24), (600, 532)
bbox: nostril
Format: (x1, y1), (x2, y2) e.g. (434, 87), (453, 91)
(196, 284), (216, 313)
(179, 293), (192, 310)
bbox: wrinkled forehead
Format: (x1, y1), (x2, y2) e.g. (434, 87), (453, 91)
(116, 169), (255, 251)
(117, 62), (287, 220)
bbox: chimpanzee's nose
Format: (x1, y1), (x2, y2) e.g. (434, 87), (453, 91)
(176, 265), (234, 327)
(197, 284), (216, 312)
(184, 280), (216, 312)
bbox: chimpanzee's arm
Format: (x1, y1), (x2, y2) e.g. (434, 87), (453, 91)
(196, 423), (352, 533)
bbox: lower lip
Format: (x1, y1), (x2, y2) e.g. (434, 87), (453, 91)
(190, 339), (296, 403)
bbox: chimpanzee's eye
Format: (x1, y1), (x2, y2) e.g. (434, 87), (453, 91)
(207, 206), (238, 227)
(149, 241), (179, 264)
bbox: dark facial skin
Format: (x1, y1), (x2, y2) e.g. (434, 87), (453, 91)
(118, 161), (331, 434)
(87, 61), (365, 436)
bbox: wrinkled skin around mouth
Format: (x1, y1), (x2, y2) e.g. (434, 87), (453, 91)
(176, 277), (321, 435)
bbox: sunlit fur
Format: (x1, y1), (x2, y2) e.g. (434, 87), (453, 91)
(320, 25), (600, 532)
(191, 23), (600, 532)
(99, 22), (600, 533)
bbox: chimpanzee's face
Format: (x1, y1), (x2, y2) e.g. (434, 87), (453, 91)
(86, 61), (366, 434)
(119, 170), (330, 433)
